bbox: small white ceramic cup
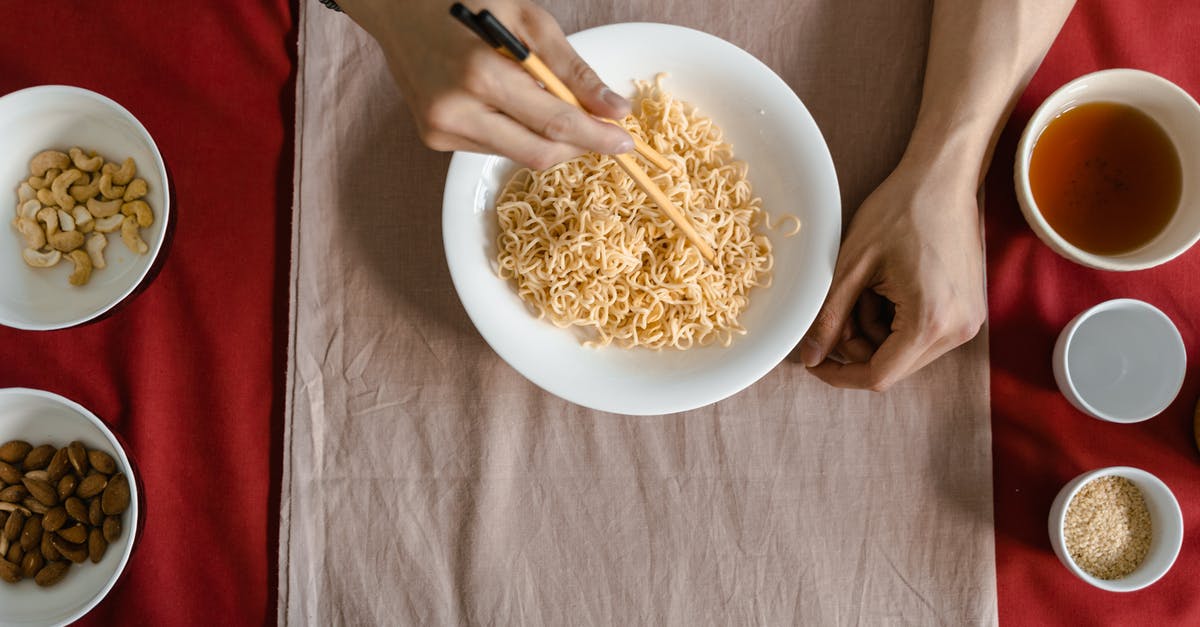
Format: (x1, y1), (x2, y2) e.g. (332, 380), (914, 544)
(1015, 68), (1200, 270)
(1048, 466), (1183, 592)
(1053, 298), (1185, 423)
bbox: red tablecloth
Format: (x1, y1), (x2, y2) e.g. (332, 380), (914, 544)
(988, 2), (1200, 624)
(0, 2), (295, 624)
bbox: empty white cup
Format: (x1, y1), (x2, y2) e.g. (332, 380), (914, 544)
(1053, 298), (1186, 423)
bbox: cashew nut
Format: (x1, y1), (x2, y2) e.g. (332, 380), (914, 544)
(21, 248), (61, 268)
(85, 232), (107, 269)
(18, 199), (41, 220)
(50, 169), (82, 210)
(72, 206), (94, 230)
(121, 215), (148, 254)
(87, 197), (122, 218)
(15, 217), (45, 250)
(29, 168), (60, 190)
(17, 182), (35, 204)
(93, 214), (124, 233)
(49, 229), (84, 252)
(29, 150), (70, 177)
(122, 178), (148, 202)
(66, 250), (93, 286)
(69, 173), (101, 203)
(36, 188), (56, 206)
(121, 200), (154, 227)
(68, 147), (103, 172)
(36, 206), (59, 236)
(98, 172), (125, 200)
(105, 157), (137, 185)
(57, 208), (76, 232)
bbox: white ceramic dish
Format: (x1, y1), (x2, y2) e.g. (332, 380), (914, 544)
(0, 388), (139, 627)
(1015, 69), (1200, 270)
(1048, 466), (1183, 592)
(0, 85), (170, 330)
(442, 23), (841, 415)
(1052, 298), (1185, 423)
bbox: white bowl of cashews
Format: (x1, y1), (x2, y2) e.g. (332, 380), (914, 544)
(0, 85), (169, 330)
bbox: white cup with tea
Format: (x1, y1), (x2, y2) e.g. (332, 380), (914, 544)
(1015, 69), (1200, 270)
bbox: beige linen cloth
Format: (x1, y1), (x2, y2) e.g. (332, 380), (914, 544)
(281, 1), (996, 624)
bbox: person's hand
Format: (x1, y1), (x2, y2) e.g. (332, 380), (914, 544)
(797, 152), (986, 391)
(337, 0), (633, 168)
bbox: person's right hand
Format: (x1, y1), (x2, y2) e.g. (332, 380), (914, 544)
(337, 0), (634, 169)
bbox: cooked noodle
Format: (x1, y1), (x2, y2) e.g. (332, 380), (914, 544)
(495, 75), (791, 349)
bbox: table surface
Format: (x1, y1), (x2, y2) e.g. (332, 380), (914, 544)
(2, 1), (1199, 625)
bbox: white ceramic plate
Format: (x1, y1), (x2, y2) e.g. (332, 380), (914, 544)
(443, 23), (840, 415)
(0, 86), (170, 330)
(0, 388), (139, 627)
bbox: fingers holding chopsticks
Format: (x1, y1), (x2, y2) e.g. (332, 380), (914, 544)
(339, 0), (633, 169)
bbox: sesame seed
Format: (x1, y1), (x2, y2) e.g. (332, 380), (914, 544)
(1064, 475), (1152, 580)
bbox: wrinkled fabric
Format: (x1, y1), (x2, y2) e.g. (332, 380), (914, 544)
(281, 1), (996, 624)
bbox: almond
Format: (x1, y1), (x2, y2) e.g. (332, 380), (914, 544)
(34, 560), (69, 586)
(22, 469), (49, 482)
(46, 448), (71, 483)
(102, 516), (121, 543)
(43, 507), (67, 532)
(0, 558), (19, 583)
(57, 474), (78, 501)
(88, 498), (103, 527)
(88, 528), (107, 563)
(50, 536), (86, 564)
(5, 543), (21, 563)
(2, 509), (22, 542)
(21, 550), (43, 579)
(0, 485), (27, 504)
(0, 462), (21, 485)
(77, 473), (108, 500)
(40, 532), (60, 561)
(67, 442), (89, 476)
(19, 515), (41, 551)
(87, 450), (117, 475)
(22, 445), (56, 471)
(21, 498), (48, 515)
(0, 441), (31, 464)
(101, 473), (130, 516)
(64, 497), (88, 524)
(22, 476), (58, 507)
(57, 523), (87, 545)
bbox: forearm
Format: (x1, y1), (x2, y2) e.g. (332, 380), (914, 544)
(904, 0), (1075, 187)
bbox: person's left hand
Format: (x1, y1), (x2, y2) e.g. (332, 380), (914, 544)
(796, 154), (987, 391)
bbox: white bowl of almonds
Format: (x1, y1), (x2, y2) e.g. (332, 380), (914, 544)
(0, 85), (169, 330)
(0, 387), (138, 626)
(1048, 466), (1183, 592)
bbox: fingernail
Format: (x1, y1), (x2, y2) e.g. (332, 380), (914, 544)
(612, 135), (634, 154)
(800, 336), (824, 368)
(601, 87), (630, 112)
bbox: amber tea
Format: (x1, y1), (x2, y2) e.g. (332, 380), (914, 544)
(1029, 102), (1182, 255)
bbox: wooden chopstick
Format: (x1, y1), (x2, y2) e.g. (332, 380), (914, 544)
(519, 54), (674, 173)
(452, 5), (716, 264)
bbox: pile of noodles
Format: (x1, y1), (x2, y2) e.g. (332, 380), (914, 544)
(495, 76), (789, 349)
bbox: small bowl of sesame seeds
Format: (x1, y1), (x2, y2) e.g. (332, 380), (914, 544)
(1048, 466), (1183, 591)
